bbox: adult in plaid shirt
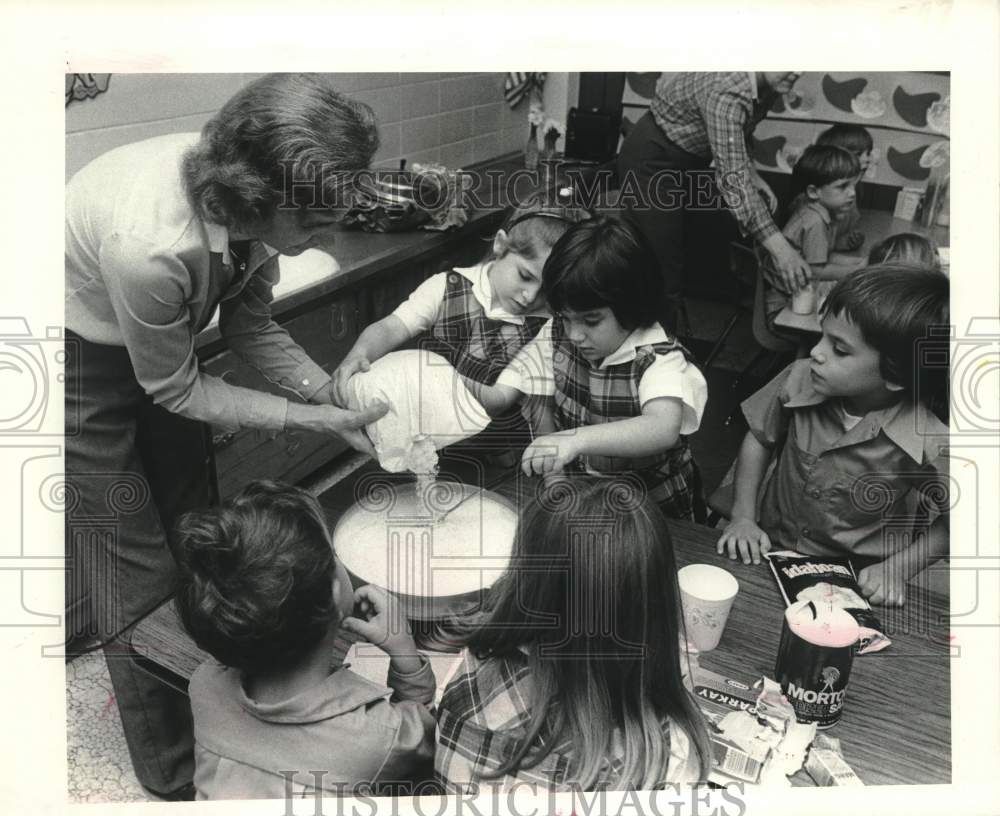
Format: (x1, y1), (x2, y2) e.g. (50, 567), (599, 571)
(617, 72), (810, 331)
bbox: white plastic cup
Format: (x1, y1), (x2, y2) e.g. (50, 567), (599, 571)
(678, 564), (740, 651)
(791, 283), (817, 315)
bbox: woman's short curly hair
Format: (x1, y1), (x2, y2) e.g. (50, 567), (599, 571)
(182, 73), (379, 229)
(171, 480), (340, 673)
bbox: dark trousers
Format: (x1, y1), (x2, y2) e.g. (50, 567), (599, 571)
(616, 111), (714, 334)
(65, 330), (212, 794)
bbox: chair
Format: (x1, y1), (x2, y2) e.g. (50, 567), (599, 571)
(702, 240), (758, 368)
(722, 244), (797, 426)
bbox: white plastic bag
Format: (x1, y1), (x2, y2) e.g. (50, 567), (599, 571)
(346, 349), (492, 472)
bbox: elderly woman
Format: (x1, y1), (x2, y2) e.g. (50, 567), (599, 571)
(64, 73), (386, 799)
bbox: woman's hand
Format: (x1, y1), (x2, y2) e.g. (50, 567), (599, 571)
(285, 401), (387, 457)
(521, 430), (581, 476)
(329, 354), (371, 408)
(716, 517), (772, 565)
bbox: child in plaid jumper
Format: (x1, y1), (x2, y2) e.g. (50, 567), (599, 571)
(330, 206), (589, 402)
(435, 479), (711, 791)
(475, 216), (708, 521)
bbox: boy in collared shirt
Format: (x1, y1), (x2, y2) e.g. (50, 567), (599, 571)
(763, 145), (866, 332)
(717, 265), (950, 607)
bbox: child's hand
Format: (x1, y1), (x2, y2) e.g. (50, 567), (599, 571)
(330, 354), (371, 408)
(844, 230), (865, 251)
(521, 430), (581, 476)
(341, 585), (418, 657)
(858, 558), (908, 607)
(716, 517), (772, 565)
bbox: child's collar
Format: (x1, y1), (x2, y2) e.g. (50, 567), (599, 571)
(596, 323), (670, 368)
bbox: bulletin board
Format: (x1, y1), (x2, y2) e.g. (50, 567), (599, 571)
(621, 71), (950, 189)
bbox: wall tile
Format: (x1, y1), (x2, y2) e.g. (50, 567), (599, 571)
(473, 133), (501, 165)
(439, 138), (476, 171)
(325, 73), (402, 93)
(406, 147), (441, 166)
(439, 108), (475, 143)
(440, 73), (505, 112)
(400, 115), (440, 154)
(66, 113), (213, 180)
(65, 73), (245, 133)
(66, 72), (537, 186)
(473, 102), (503, 134)
(351, 86), (402, 127)
(399, 80), (440, 120)
(373, 123), (402, 166)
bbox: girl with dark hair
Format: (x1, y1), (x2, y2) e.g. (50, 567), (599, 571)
(434, 478), (711, 790)
(64, 73), (388, 798)
(173, 481), (436, 800)
(475, 216), (709, 521)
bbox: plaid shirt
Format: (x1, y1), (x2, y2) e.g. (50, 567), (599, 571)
(422, 273), (548, 385)
(551, 320), (701, 520)
(435, 650), (699, 791)
(650, 72), (779, 244)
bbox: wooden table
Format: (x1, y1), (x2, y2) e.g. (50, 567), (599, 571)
(131, 468), (950, 787)
(774, 209), (951, 336)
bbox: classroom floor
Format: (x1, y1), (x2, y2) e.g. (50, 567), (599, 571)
(65, 295), (771, 804)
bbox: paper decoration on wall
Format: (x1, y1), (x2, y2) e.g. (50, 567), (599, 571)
(821, 74), (868, 112)
(887, 145), (932, 181)
(626, 72), (660, 100)
(751, 135), (786, 168)
(926, 97), (950, 135)
(892, 86), (941, 128)
(851, 89), (887, 119)
(65, 73), (111, 106)
(770, 89), (816, 117)
(919, 140), (950, 168)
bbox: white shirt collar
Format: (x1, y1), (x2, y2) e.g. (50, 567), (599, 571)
(461, 263), (549, 325)
(598, 323), (669, 368)
(748, 72), (759, 101)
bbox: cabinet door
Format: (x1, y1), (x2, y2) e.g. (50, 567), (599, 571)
(205, 291), (361, 499)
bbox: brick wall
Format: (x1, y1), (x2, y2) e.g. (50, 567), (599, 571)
(66, 72), (543, 180)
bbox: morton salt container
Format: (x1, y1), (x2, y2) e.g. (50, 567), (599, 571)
(774, 599), (860, 729)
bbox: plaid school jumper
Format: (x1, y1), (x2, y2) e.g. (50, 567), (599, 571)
(422, 272), (548, 385)
(551, 321), (703, 521)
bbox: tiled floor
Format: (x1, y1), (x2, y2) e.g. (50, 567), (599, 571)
(64, 295), (768, 803)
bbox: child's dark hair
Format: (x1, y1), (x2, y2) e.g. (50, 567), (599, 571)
(543, 215), (662, 330)
(494, 204), (593, 262)
(815, 123), (874, 156)
(171, 480), (339, 673)
(868, 232), (940, 271)
(821, 264), (949, 409)
(791, 145), (860, 198)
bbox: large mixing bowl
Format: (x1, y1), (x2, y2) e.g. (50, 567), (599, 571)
(332, 480), (517, 621)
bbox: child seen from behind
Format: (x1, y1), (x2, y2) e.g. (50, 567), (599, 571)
(173, 480), (436, 799)
(435, 478), (711, 791)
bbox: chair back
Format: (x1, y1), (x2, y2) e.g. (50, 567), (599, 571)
(731, 242), (798, 354)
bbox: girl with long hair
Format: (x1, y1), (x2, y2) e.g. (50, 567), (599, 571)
(435, 477), (710, 791)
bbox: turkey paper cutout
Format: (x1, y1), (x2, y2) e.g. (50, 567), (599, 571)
(752, 135), (786, 168)
(821, 74), (868, 113)
(892, 86), (941, 128)
(626, 72), (661, 100)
